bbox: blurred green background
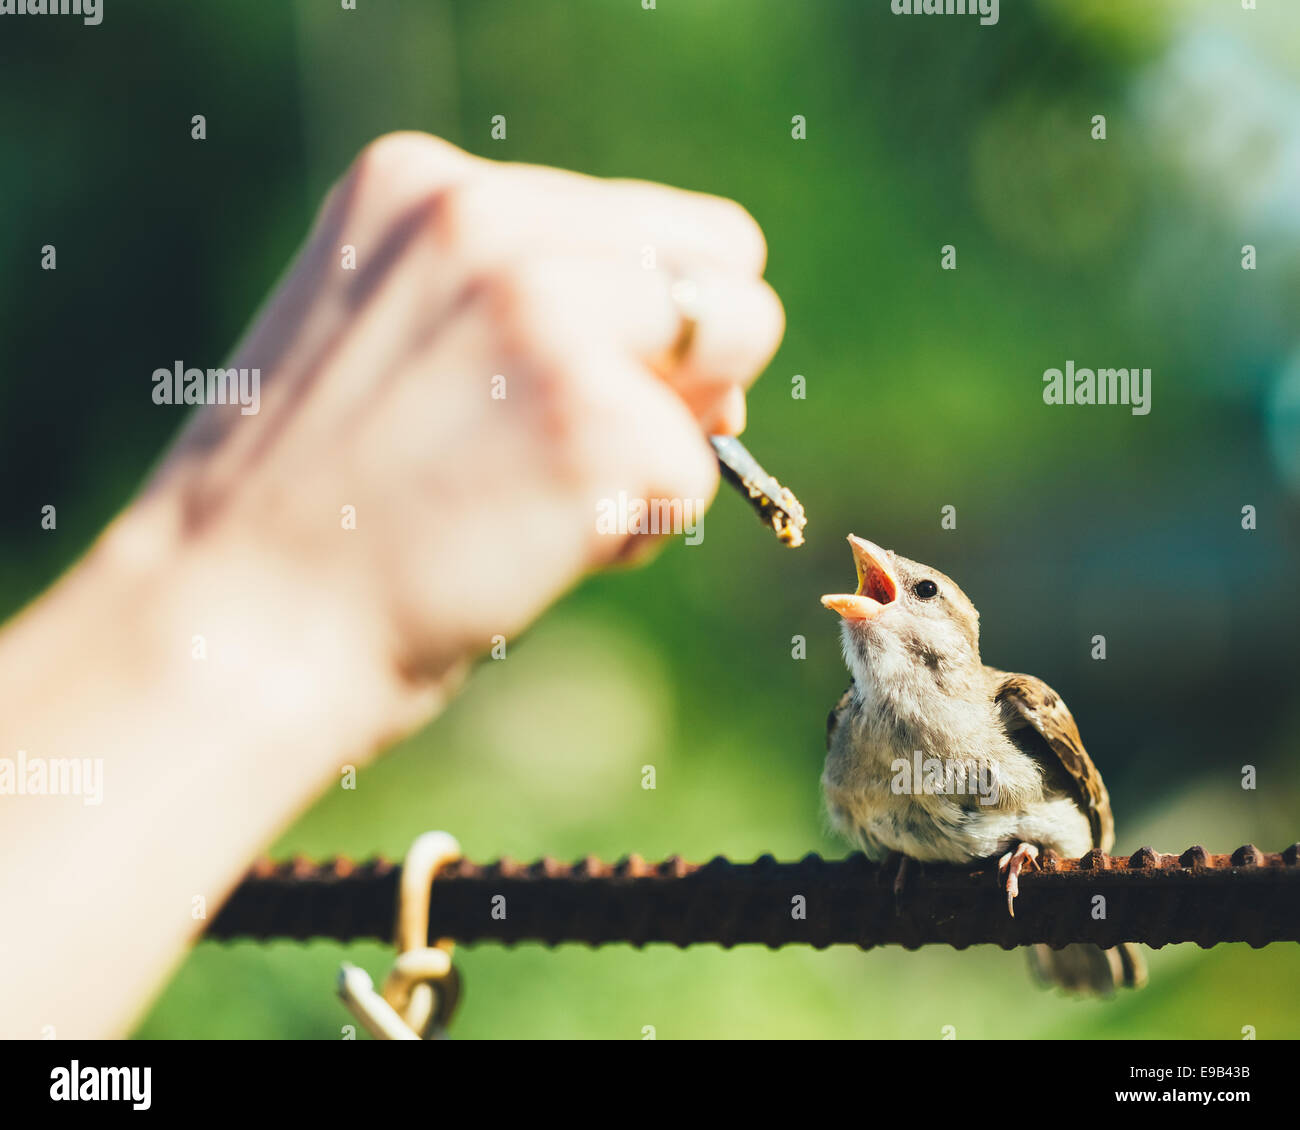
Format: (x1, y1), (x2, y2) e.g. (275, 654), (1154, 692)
(3, 0), (1299, 1038)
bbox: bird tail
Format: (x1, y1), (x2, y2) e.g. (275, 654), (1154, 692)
(1027, 943), (1147, 996)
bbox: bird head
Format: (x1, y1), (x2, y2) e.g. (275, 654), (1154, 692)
(821, 535), (981, 691)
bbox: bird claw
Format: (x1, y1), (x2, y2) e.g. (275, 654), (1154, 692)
(997, 843), (1040, 918)
(880, 851), (914, 914)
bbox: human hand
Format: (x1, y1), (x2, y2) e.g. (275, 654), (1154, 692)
(119, 132), (784, 730)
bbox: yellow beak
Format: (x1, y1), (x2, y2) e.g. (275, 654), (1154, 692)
(820, 535), (899, 621)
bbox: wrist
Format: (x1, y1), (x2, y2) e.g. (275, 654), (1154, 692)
(65, 498), (440, 772)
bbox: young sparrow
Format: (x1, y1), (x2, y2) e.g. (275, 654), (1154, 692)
(821, 535), (1145, 995)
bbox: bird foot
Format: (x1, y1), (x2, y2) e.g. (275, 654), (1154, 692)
(997, 843), (1039, 918)
(880, 851), (915, 914)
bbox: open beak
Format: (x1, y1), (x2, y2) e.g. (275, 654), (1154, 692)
(821, 535), (899, 621)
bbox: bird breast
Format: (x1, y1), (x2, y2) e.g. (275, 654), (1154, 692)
(821, 689), (1087, 863)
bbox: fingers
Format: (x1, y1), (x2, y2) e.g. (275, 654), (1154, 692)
(647, 268), (784, 433)
(426, 163), (767, 275)
(331, 133), (782, 413)
(365, 264), (721, 563)
(568, 261), (782, 435)
(698, 384), (747, 436)
(450, 169), (780, 428)
(330, 134), (783, 449)
(331, 133), (770, 302)
(577, 352), (721, 567)
(357, 251), (780, 440)
(326, 134), (766, 285)
(662, 270), (785, 385)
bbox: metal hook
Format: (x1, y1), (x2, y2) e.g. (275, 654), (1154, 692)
(338, 830), (462, 1039)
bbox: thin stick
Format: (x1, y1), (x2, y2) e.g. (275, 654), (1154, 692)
(710, 435), (807, 547)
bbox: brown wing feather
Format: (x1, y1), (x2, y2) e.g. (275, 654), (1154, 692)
(826, 682), (854, 751)
(992, 671), (1114, 852)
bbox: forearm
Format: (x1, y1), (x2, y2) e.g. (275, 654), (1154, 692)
(0, 508), (429, 1038)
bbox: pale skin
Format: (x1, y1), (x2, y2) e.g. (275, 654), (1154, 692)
(0, 133), (783, 1037)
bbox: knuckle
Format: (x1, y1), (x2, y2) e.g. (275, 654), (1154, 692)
(479, 260), (568, 340)
(419, 181), (510, 257)
(470, 266), (606, 454)
(476, 264), (537, 337)
(410, 182), (469, 252)
(354, 132), (438, 182)
(350, 132), (468, 207)
(710, 197), (768, 272)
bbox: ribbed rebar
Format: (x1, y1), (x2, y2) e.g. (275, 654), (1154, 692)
(206, 845), (1300, 950)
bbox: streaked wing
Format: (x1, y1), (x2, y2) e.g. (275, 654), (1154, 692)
(992, 671), (1113, 851)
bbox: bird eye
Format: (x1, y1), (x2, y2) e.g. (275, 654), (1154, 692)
(914, 580), (939, 599)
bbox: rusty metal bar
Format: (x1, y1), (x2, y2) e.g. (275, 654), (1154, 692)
(207, 845), (1300, 950)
